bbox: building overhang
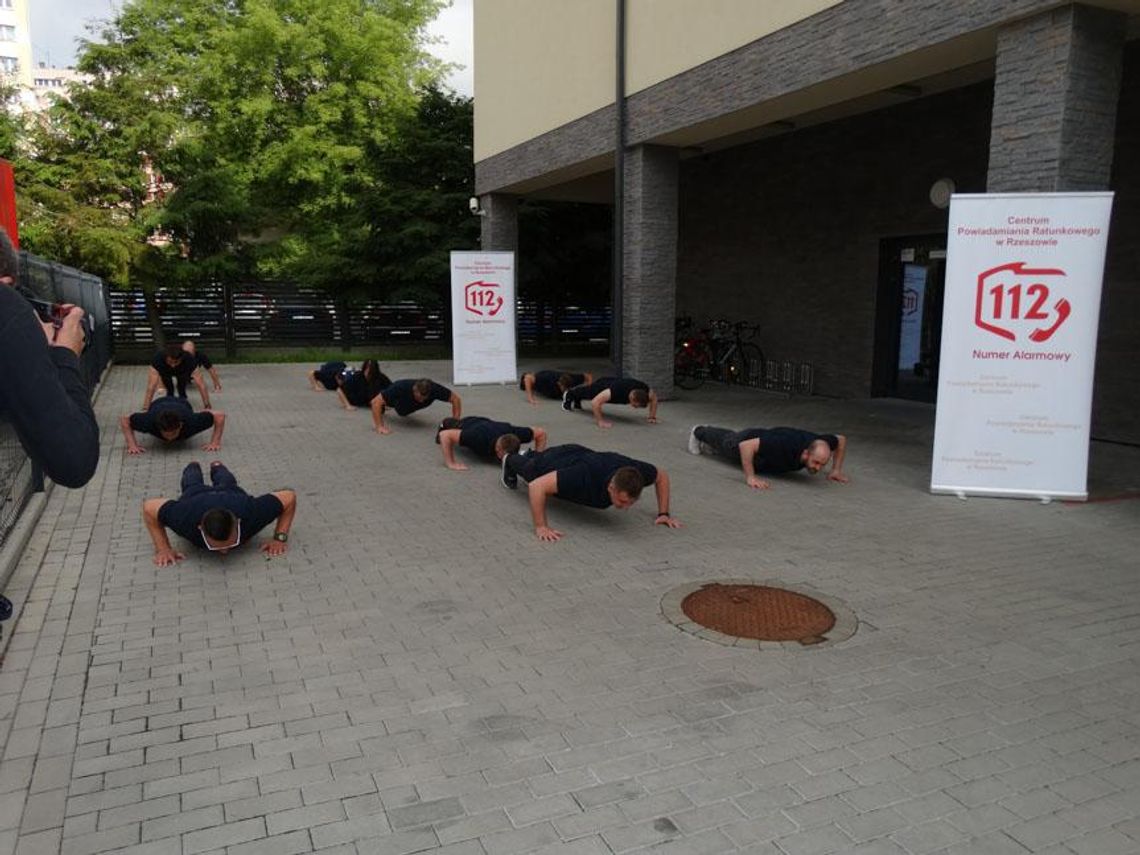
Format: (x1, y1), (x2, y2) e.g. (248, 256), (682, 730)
(476, 0), (1140, 202)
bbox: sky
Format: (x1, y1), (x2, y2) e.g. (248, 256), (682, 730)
(28, 0), (474, 97)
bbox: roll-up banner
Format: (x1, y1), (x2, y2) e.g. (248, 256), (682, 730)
(449, 251), (517, 385)
(931, 193), (1113, 500)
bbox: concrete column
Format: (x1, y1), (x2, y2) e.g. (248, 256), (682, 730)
(479, 193), (518, 252)
(622, 144), (679, 396)
(987, 4), (1126, 192)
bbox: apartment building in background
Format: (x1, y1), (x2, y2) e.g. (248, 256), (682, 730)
(474, 0), (1140, 444)
(0, 0), (32, 90)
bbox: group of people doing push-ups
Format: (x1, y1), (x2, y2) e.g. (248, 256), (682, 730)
(121, 349), (850, 561)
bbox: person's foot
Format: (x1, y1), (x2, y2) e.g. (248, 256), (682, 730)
(501, 454), (518, 490)
(562, 390), (572, 411)
(688, 426), (702, 455)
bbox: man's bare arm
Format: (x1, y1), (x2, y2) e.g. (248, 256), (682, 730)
(523, 373), (538, 405)
(192, 371), (211, 409)
(532, 426), (548, 451)
(439, 429), (467, 470)
(371, 393), (390, 434)
(591, 389), (613, 428)
(738, 438), (770, 490)
(647, 390), (659, 423)
(652, 470), (682, 527)
(260, 490), (297, 557)
(142, 368), (161, 409)
(120, 415), (145, 455)
(449, 391), (462, 419)
(142, 497), (183, 567)
(207, 366), (222, 392)
(828, 434), (849, 483)
(204, 411), (225, 452)
(527, 471), (562, 541)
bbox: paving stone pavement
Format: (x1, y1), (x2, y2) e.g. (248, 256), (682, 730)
(1, 358), (1139, 855)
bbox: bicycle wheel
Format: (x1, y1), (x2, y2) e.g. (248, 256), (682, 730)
(674, 347), (705, 389)
(724, 346), (748, 384)
(738, 343), (764, 386)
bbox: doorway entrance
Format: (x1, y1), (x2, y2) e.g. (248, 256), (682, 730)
(873, 236), (947, 402)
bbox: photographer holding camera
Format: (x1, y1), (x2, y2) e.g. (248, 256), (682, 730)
(0, 230), (99, 488)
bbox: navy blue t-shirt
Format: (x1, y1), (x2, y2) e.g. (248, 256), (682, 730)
(158, 489), (284, 550)
(606, 377), (649, 405)
(196, 351), (213, 370)
(340, 371), (374, 407)
(151, 351), (196, 383)
(583, 376), (648, 404)
(754, 427), (840, 474)
(458, 417), (535, 458)
(129, 398), (214, 441)
(313, 361), (346, 391)
(381, 379), (452, 416)
(523, 370), (585, 399)
(525, 444), (657, 508)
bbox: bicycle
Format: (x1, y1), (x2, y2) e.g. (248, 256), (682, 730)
(674, 316), (712, 389)
(707, 320), (764, 385)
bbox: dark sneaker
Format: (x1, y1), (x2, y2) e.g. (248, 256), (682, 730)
(687, 425), (702, 455)
(562, 390), (572, 411)
(501, 454), (518, 490)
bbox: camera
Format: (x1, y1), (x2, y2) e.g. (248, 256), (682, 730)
(469, 196), (482, 215)
(26, 297), (94, 350)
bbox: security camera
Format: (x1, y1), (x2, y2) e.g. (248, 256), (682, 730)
(469, 196), (481, 214)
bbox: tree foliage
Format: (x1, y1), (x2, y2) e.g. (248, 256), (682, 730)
(359, 86), (478, 304)
(12, 0), (464, 298)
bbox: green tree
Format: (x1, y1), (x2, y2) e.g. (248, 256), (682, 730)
(16, 0), (449, 306)
(358, 86), (479, 304)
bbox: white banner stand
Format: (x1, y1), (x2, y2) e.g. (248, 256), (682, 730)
(449, 251), (517, 385)
(931, 192), (1113, 501)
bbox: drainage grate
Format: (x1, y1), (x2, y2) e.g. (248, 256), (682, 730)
(661, 579), (857, 649)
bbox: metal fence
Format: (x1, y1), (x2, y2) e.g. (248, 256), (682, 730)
(109, 283), (612, 357)
(0, 253), (111, 549)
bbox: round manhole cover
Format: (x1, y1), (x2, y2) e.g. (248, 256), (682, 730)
(682, 583), (835, 643)
(662, 579), (857, 649)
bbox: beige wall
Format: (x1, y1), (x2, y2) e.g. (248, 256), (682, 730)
(0, 0), (34, 89)
(474, 0), (843, 162)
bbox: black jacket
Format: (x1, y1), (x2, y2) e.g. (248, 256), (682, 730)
(0, 287), (99, 487)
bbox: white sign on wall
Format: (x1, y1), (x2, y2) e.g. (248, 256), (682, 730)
(931, 192), (1113, 500)
(449, 251), (517, 385)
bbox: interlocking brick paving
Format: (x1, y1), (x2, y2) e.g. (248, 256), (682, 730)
(0, 360), (1138, 855)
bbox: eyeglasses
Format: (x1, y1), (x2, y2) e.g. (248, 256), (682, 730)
(200, 520), (241, 551)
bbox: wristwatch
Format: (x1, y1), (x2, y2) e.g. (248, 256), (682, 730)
(273, 532), (288, 543)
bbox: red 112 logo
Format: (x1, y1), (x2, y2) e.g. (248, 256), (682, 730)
(464, 280), (503, 316)
(974, 262), (1071, 343)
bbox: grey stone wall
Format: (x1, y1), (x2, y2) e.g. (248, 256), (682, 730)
(479, 193), (518, 252)
(623, 145), (679, 396)
(675, 84), (993, 399)
(988, 5), (1126, 192)
(1093, 41), (1140, 442)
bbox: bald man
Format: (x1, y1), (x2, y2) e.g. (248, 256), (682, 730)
(688, 425), (848, 489)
